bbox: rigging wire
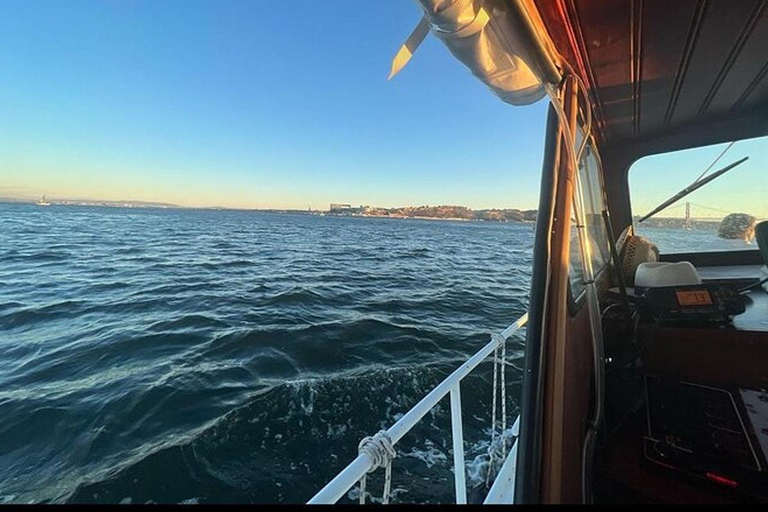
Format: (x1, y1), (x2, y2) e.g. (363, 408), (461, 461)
(693, 141), (736, 183)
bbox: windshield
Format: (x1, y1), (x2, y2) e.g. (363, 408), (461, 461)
(629, 136), (768, 254)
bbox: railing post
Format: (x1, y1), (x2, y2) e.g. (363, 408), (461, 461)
(449, 383), (467, 504)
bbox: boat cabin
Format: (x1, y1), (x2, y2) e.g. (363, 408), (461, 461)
(516, 0), (768, 503)
(518, 0), (768, 503)
(311, 0), (768, 504)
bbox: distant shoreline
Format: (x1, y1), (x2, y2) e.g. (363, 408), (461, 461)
(0, 200), (535, 222)
(2, 200), (737, 227)
(325, 213), (537, 223)
(0, 198), (179, 209)
(327, 204), (538, 223)
(0, 199), (538, 221)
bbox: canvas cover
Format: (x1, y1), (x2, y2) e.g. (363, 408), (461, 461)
(413, 0), (550, 105)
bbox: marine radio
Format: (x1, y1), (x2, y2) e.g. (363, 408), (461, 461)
(637, 284), (747, 325)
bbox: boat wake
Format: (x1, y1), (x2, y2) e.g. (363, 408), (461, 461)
(66, 354), (524, 504)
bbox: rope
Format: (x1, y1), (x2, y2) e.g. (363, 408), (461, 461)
(357, 430), (397, 504)
(486, 335), (502, 487)
(501, 333), (507, 461)
(693, 141), (735, 183)
(358, 474), (366, 505)
(486, 333), (510, 487)
(383, 461), (393, 505)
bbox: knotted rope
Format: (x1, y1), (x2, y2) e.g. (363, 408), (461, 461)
(357, 430), (397, 504)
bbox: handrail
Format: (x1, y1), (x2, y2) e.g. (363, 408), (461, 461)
(308, 312), (528, 504)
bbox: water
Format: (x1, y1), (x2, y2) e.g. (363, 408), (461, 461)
(0, 203), (534, 504)
(635, 224), (760, 254)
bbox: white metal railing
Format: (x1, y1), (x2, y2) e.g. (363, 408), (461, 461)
(308, 313), (528, 504)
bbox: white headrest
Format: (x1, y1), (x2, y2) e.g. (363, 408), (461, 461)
(635, 261), (702, 288)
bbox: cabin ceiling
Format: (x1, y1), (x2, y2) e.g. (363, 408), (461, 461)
(534, 0), (768, 156)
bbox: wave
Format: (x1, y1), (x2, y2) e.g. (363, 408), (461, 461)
(146, 314), (230, 332)
(0, 300), (88, 328)
(0, 250), (71, 263)
(262, 287), (327, 306)
(65, 361), (518, 504)
(86, 282), (132, 292)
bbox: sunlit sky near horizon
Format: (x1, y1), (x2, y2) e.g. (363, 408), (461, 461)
(0, 1), (765, 216)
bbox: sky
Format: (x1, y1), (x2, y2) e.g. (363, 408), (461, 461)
(0, 1), (764, 215)
(0, 0), (548, 211)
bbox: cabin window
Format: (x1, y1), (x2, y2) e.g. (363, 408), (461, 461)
(629, 136), (767, 254)
(569, 140), (610, 300)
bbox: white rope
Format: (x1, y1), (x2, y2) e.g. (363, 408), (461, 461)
(383, 460), (393, 504)
(359, 430), (396, 471)
(357, 430), (397, 504)
(501, 333), (507, 460)
(486, 334), (504, 487)
(358, 474), (367, 505)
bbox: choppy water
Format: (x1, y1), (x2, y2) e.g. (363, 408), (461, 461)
(0, 203), (534, 504)
(636, 224), (756, 254)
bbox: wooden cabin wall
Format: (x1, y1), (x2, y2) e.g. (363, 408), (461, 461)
(539, 80), (597, 504)
(560, 304), (593, 503)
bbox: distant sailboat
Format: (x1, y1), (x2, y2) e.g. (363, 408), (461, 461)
(36, 193), (51, 206)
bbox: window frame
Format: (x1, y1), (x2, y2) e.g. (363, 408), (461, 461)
(626, 138), (766, 257)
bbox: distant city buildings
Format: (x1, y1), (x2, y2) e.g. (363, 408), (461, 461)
(329, 203), (369, 215)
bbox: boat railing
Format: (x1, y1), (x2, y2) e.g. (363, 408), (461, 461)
(307, 312), (528, 504)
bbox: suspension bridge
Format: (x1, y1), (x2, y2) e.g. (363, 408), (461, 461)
(634, 201), (764, 230)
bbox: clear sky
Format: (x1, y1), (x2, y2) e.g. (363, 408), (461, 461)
(0, 0), (548, 210)
(0, 1), (764, 214)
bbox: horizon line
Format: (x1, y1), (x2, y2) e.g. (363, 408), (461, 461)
(0, 196), (539, 212)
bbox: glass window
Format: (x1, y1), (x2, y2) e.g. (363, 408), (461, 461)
(579, 144), (611, 271)
(630, 136), (767, 254)
(569, 139), (610, 299)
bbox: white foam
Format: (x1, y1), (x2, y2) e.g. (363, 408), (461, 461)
(347, 486), (409, 504)
(400, 439), (448, 469)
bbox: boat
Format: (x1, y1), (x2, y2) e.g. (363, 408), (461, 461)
(36, 194), (51, 206)
(309, 0), (768, 504)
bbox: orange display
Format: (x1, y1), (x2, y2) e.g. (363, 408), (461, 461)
(675, 290), (713, 307)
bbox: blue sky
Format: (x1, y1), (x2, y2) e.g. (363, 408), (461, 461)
(0, 1), (764, 216)
(0, 1), (548, 210)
